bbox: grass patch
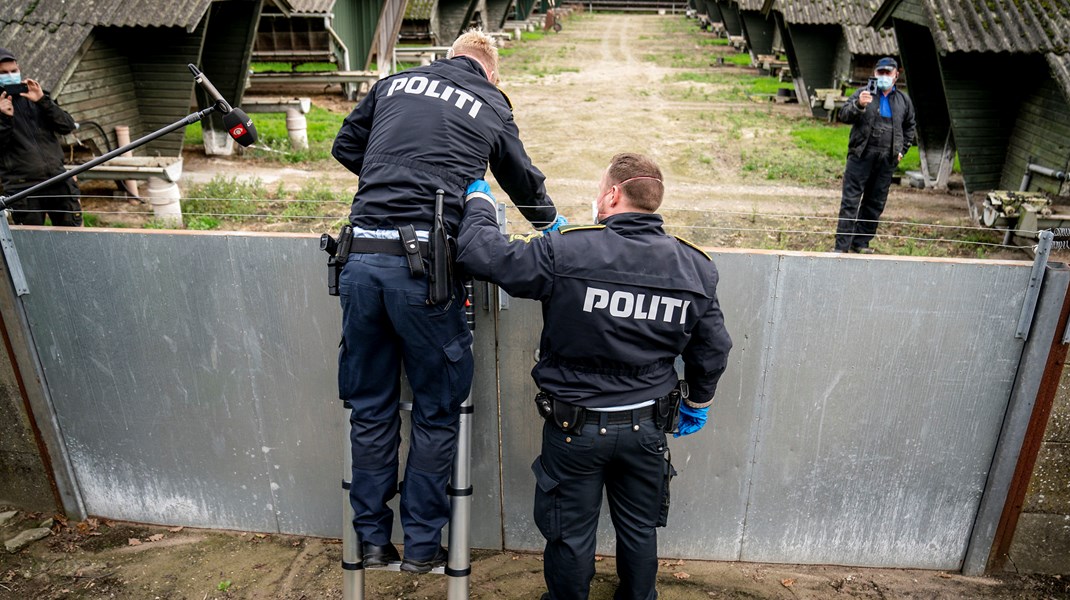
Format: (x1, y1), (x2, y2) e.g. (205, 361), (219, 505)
(789, 122), (940, 174)
(698, 38), (731, 46)
(250, 62), (338, 73)
(184, 105), (346, 164)
(181, 176), (271, 221)
(725, 52), (752, 66)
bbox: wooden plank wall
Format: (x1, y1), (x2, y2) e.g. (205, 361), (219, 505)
(55, 34), (142, 156)
(775, 13), (809, 109)
(199, 1), (263, 138)
(739, 11), (775, 57)
(333, 0), (384, 70)
(894, 19), (952, 183)
(719, 1), (743, 36)
(940, 53), (1033, 193)
(785, 23), (840, 117)
(121, 23), (206, 157)
(1002, 74), (1070, 195)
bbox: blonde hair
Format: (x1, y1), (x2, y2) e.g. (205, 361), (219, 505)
(448, 29), (499, 83)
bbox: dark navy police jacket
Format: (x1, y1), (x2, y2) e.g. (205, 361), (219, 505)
(457, 202), (732, 409)
(332, 56), (557, 233)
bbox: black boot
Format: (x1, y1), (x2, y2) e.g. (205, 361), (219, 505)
(362, 542), (400, 568)
(400, 546), (448, 573)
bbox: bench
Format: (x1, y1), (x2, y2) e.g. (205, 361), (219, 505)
(65, 156), (185, 225)
(66, 156), (183, 184)
(393, 46), (452, 71)
(247, 70), (383, 100)
(811, 88), (849, 120)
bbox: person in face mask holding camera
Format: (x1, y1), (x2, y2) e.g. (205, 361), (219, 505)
(0, 47), (82, 226)
(833, 56), (916, 254)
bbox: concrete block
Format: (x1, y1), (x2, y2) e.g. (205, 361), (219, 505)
(1006, 512), (1070, 574)
(3, 526), (50, 553)
(1023, 442), (1070, 514)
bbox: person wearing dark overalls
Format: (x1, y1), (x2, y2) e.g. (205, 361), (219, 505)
(331, 29), (561, 573)
(834, 57), (916, 254)
(457, 153), (733, 600)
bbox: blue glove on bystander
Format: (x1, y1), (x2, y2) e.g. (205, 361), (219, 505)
(544, 215), (568, 232)
(674, 404), (709, 438)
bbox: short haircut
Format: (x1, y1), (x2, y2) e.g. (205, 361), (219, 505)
(606, 153), (664, 212)
(448, 29), (499, 82)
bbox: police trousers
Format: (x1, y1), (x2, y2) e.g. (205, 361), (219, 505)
(835, 149), (896, 252)
(532, 415), (673, 600)
(338, 252), (473, 561)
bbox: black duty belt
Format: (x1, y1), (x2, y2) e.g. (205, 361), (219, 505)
(349, 237), (430, 258)
(586, 404), (658, 425)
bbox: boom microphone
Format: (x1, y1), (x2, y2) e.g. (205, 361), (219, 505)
(187, 63), (258, 147)
(188, 63), (232, 113)
(223, 108), (258, 147)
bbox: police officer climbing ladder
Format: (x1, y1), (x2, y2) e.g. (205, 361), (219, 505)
(326, 28), (559, 600)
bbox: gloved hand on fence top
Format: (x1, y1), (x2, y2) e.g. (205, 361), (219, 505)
(543, 214), (568, 233)
(674, 404), (709, 438)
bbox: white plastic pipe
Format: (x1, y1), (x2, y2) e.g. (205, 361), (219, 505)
(146, 177), (182, 227)
(113, 126), (139, 197)
(285, 108), (309, 151)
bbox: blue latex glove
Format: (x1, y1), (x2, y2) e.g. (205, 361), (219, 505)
(465, 179), (496, 209)
(674, 404), (709, 438)
(466, 179), (492, 197)
(544, 215), (568, 232)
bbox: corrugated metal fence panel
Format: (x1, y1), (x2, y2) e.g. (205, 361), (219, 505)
(10, 229), (505, 545)
(740, 255), (1029, 568)
(9, 229), (1040, 567)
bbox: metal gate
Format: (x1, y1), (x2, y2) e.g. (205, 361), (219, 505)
(4, 229), (1065, 571)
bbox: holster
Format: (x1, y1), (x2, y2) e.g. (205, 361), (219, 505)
(397, 224), (426, 278)
(428, 189), (454, 305)
(534, 392), (585, 434)
(324, 225), (353, 297)
(654, 381), (687, 434)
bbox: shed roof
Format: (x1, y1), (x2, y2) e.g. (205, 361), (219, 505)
(4, 0), (214, 31)
(870, 0), (1070, 54)
(405, 0), (437, 20)
(763, 0), (884, 24)
(843, 23), (897, 55)
(0, 0), (215, 91)
(0, 22), (90, 91)
(274, 0), (336, 14)
(736, 0), (767, 11)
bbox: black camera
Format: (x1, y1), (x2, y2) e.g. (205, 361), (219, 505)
(865, 77), (878, 94)
(2, 83), (28, 97)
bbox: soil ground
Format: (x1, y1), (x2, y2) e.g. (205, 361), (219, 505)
(2, 512), (1069, 599)
(8, 10), (1070, 600)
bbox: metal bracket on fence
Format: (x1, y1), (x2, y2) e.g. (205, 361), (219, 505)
(496, 202), (510, 311)
(1016, 230), (1054, 340)
(0, 211), (30, 296)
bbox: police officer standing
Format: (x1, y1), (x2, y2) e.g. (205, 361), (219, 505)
(834, 57), (916, 253)
(331, 29), (560, 573)
(457, 153), (732, 600)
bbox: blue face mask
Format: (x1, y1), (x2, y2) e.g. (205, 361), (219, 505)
(876, 75), (894, 91)
(0, 71), (21, 86)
